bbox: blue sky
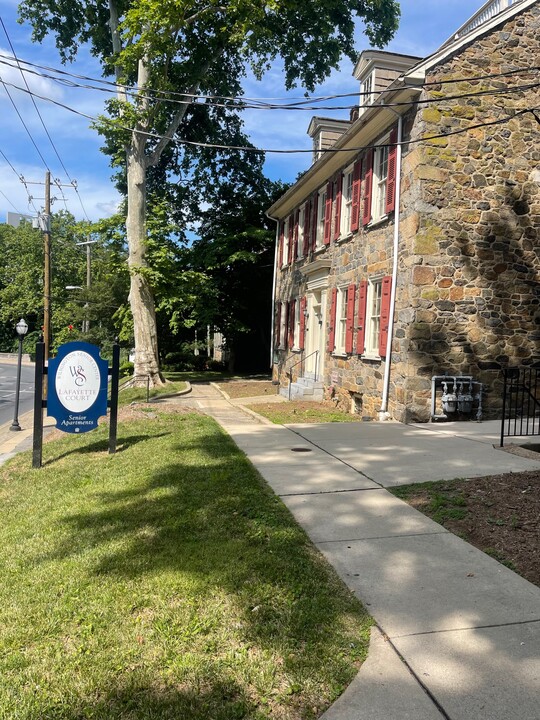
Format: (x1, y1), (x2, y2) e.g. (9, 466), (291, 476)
(0, 0), (486, 222)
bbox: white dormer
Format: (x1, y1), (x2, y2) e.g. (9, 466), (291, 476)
(353, 50), (421, 116)
(307, 117), (351, 165)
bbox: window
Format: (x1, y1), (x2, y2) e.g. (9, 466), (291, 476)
(372, 141), (389, 222)
(357, 276), (391, 358)
(279, 303), (287, 347)
(335, 287), (348, 355)
(293, 297), (301, 349)
(361, 71), (375, 108)
(282, 217), (290, 266)
(340, 165), (354, 236)
(315, 187), (327, 249)
(297, 205), (305, 258)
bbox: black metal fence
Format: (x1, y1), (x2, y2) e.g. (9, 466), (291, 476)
(500, 365), (540, 447)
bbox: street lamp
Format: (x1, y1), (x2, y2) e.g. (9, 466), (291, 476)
(10, 318), (28, 432)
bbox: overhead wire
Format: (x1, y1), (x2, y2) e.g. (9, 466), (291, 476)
(0, 50), (538, 105)
(0, 146), (40, 214)
(0, 73), (537, 155)
(0, 16), (92, 222)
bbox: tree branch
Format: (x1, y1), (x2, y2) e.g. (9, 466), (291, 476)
(184, 6), (227, 26)
(145, 49), (222, 169)
(108, 0), (127, 103)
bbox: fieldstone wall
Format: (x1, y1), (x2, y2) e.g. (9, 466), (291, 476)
(274, 4), (539, 422)
(399, 3), (540, 421)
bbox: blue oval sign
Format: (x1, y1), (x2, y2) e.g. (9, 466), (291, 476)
(47, 341), (109, 433)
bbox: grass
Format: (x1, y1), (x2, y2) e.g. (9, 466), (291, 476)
(246, 402), (364, 425)
(0, 410), (371, 719)
(118, 379), (188, 405)
(390, 481), (468, 525)
(216, 381), (278, 399)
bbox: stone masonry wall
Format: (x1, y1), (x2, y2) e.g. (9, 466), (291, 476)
(400, 4), (540, 421)
(274, 4), (539, 422)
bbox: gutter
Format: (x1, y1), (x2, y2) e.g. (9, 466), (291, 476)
(379, 113), (403, 420)
(267, 211), (280, 369)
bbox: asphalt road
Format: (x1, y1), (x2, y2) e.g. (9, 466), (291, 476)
(0, 363), (35, 428)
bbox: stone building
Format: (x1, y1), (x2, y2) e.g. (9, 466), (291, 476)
(268, 0), (540, 422)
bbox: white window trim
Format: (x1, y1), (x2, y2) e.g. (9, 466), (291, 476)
(364, 276), (383, 359)
(293, 297), (302, 350)
(315, 187), (326, 249)
(333, 286), (348, 356)
(340, 164), (354, 238)
(359, 70), (376, 114)
(297, 204), (305, 259)
(282, 217), (290, 267)
(371, 134), (390, 224)
(279, 303), (287, 348)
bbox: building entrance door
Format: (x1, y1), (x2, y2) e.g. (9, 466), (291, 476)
(306, 290), (326, 378)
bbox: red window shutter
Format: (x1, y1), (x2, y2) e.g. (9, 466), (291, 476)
(379, 275), (392, 358)
(310, 192), (318, 251)
(386, 126), (398, 214)
(362, 150), (373, 227)
(323, 181), (332, 245)
(350, 159), (362, 233)
(299, 296), (307, 350)
(303, 200), (311, 256)
(287, 214), (294, 264)
(345, 283), (356, 354)
(284, 301), (290, 348)
(333, 174), (342, 241)
(293, 210), (299, 259)
(356, 280), (368, 355)
(327, 287), (338, 353)
(278, 222), (284, 267)
(275, 303), (281, 347)
(288, 299), (296, 349)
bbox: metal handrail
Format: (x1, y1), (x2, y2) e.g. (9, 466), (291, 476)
(119, 374), (151, 403)
(287, 349), (319, 400)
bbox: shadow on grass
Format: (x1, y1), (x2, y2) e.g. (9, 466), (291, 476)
(41, 420), (360, 651)
(39, 678), (258, 720)
(42, 432), (172, 466)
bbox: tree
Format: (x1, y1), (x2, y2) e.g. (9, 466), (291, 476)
(0, 212), (129, 355)
(19, 0), (400, 384)
(186, 177), (288, 372)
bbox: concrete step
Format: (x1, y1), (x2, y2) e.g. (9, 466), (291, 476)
(281, 381), (324, 402)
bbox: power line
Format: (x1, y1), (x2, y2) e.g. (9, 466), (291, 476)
(0, 147), (40, 214)
(0, 50), (537, 106)
(0, 16), (91, 222)
(0, 188), (23, 214)
(0, 75), (537, 155)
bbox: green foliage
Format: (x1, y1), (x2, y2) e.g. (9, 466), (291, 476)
(0, 213), (130, 353)
(17, 0), (400, 370)
(119, 360), (134, 377)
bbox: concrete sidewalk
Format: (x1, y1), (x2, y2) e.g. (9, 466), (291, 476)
(2, 384), (539, 719)
(163, 384), (540, 720)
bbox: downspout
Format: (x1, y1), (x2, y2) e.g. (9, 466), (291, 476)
(267, 213), (280, 369)
(380, 113), (403, 419)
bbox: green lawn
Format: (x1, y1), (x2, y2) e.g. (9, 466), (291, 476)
(246, 402), (364, 425)
(118, 379), (188, 405)
(0, 411), (371, 719)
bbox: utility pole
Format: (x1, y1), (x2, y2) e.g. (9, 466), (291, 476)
(43, 171), (51, 361)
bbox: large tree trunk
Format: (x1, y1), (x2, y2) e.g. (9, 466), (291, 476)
(126, 135), (163, 386)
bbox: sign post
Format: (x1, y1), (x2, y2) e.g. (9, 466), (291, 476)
(32, 340), (119, 468)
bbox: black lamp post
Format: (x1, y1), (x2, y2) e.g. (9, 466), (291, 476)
(10, 318), (28, 432)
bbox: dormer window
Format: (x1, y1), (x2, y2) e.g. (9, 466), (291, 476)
(361, 72), (375, 108)
(353, 50), (421, 117)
